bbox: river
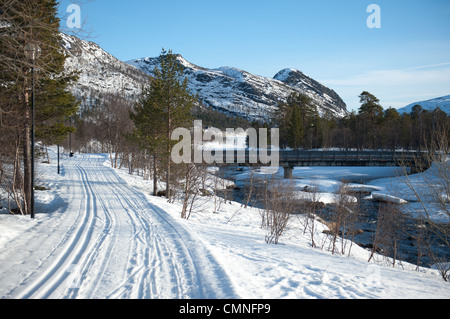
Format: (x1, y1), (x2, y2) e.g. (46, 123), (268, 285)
(217, 166), (450, 269)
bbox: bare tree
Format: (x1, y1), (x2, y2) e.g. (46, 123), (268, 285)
(295, 181), (322, 249)
(94, 94), (135, 168)
(261, 178), (296, 245)
(368, 202), (405, 266)
(242, 169), (255, 209)
(180, 163), (204, 219)
(403, 125), (450, 281)
(323, 184), (361, 256)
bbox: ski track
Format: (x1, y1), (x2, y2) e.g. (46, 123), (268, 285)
(6, 154), (237, 299)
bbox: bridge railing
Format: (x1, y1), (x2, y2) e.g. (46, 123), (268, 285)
(277, 150), (421, 163)
(209, 149), (425, 166)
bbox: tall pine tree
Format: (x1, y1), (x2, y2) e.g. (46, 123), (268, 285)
(131, 49), (197, 200)
(358, 91), (383, 149)
(0, 0), (79, 215)
(277, 92), (313, 150)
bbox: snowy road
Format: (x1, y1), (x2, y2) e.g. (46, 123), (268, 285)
(0, 154), (237, 299)
(1, 152), (449, 300)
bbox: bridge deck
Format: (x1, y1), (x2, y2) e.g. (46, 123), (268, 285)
(211, 150), (423, 166)
(209, 150), (426, 178)
(277, 150), (420, 167)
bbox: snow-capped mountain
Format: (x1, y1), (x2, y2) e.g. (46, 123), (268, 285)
(398, 95), (450, 115)
(61, 33), (348, 121)
(61, 33), (150, 110)
(273, 68), (347, 114)
(127, 55), (348, 122)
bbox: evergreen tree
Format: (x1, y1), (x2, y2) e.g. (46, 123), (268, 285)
(382, 107), (401, 150)
(277, 92), (313, 149)
(358, 91), (383, 117)
(358, 91), (383, 148)
(131, 49), (198, 200)
(36, 76), (79, 146)
(0, 0), (79, 215)
(287, 101), (304, 149)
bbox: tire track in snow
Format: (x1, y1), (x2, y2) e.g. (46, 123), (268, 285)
(103, 173), (238, 299)
(62, 163), (117, 299)
(14, 157), (99, 299)
(11, 154), (238, 299)
(104, 178), (196, 299)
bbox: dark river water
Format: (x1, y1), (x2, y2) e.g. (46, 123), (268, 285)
(217, 167), (450, 269)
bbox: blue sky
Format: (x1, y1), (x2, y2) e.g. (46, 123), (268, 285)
(58, 0), (450, 112)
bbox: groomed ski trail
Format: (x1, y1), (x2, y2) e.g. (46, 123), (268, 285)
(2, 154), (238, 299)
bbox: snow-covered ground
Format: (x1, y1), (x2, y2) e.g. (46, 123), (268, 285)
(0, 150), (448, 299)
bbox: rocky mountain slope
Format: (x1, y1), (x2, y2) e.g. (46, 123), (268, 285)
(61, 33), (348, 122)
(61, 33), (150, 111)
(128, 56), (348, 122)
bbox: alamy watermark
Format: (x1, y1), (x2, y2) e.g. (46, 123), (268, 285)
(64, 4), (380, 32)
(367, 4), (381, 29)
(171, 120), (280, 168)
(66, 4), (81, 29)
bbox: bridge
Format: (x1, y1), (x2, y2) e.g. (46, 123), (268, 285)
(210, 150), (427, 179)
(277, 150), (426, 178)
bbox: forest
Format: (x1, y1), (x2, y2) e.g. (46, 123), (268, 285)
(275, 91), (449, 152)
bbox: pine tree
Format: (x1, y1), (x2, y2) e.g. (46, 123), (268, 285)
(277, 92), (313, 149)
(0, 0), (79, 215)
(287, 102), (304, 150)
(131, 49), (198, 200)
(36, 76), (79, 146)
(358, 91), (383, 149)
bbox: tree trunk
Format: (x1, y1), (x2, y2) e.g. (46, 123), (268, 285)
(166, 107), (172, 201)
(181, 164), (193, 219)
(153, 154), (158, 196)
(22, 85), (32, 216)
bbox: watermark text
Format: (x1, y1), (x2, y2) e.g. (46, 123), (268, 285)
(66, 4), (81, 29)
(367, 4), (381, 29)
(171, 120), (280, 167)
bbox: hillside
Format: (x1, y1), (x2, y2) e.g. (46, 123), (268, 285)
(61, 33), (150, 111)
(61, 33), (348, 123)
(398, 95), (450, 115)
(128, 55), (348, 122)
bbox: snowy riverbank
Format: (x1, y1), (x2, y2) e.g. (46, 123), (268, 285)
(0, 150), (448, 299)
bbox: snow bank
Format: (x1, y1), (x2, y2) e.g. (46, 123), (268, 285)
(233, 163), (448, 222)
(293, 191), (357, 205)
(124, 172), (449, 299)
(365, 192), (408, 205)
(369, 162), (450, 223)
(0, 149), (448, 300)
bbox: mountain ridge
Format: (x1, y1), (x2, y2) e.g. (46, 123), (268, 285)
(61, 33), (150, 110)
(61, 33), (348, 122)
(397, 95), (450, 115)
(127, 54), (348, 122)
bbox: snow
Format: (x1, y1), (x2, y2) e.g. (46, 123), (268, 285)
(398, 95), (450, 115)
(273, 68), (297, 82)
(364, 193), (408, 205)
(202, 128), (248, 151)
(127, 55), (348, 122)
(233, 165), (405, 205)
(367, 162), (450, 223)
(0, 149), (448, 299)
(214, 67), (246, 82)
(61, 33), (148, 111)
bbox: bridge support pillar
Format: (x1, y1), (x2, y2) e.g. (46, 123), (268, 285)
(284, 166), (294, 179)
